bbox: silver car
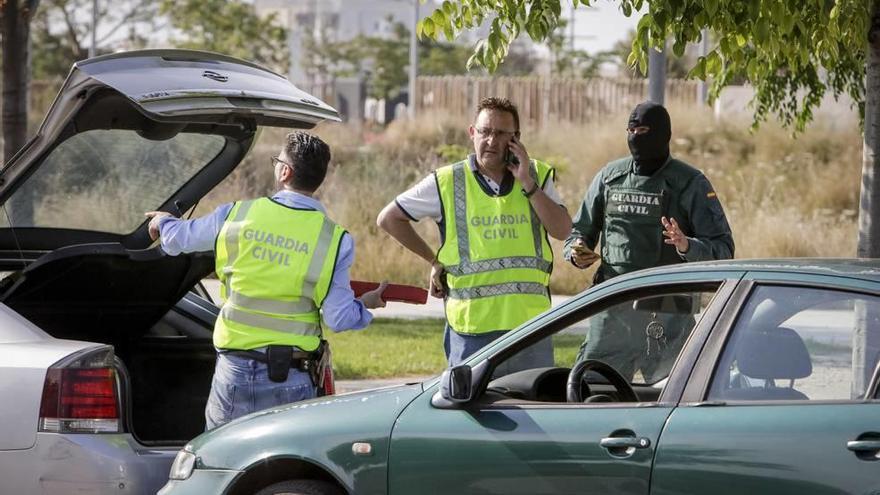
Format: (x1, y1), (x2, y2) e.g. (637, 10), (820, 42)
(0, 49), (339, 495)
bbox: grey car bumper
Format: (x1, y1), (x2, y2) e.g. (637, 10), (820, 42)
(0, 432), (178, 494)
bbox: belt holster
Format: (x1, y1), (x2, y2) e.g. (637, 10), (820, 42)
(266, 345), (294, 383)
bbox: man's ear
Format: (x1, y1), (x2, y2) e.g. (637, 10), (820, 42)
(468, 125), (476, 139)
(279, 163), (294, 184)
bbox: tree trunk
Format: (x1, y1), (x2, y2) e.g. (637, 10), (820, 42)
(860, 2), (880, 259)
(648, 42), (666, 105)
(852, 1), (880, 398)
(1, 0), (39, 165)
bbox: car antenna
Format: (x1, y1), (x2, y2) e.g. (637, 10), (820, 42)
(1, 204), (28, 268)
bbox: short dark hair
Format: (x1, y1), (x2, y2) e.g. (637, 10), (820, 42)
(474, 97), (520, 132)
(283, 131), (331, 192)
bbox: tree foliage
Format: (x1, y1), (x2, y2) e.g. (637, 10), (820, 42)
(160, 0), (289, 73)
(603, 28), (698, 79)
(301, 23), (410, 100)
(301, 28), (364, 82)
(31, 0), (158, 79)
(420, 0), (869, 130)
(363, 22), (412, 100)
(302, 19), (527, 100)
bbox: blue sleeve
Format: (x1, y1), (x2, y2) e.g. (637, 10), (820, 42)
(158, 203), (233, 255)
(321, 233), (374, 332)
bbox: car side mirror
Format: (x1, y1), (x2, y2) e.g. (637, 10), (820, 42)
(440, 364), (473, 403)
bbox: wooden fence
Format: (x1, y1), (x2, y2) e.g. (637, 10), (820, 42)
(15, 77), (699, 132)
(416, 76), (701, 126)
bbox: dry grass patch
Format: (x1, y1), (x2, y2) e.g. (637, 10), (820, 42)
(195, 105), (862, 294)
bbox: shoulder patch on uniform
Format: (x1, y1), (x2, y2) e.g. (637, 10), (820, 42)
(707, 191), (717, 199)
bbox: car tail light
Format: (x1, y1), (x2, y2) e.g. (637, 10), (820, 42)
(38, 346), (121, 433)
(322, 365), (335, 396)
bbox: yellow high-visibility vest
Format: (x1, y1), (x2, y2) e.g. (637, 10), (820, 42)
(213, 198), (344, 351)
(436, 158), (554, 334)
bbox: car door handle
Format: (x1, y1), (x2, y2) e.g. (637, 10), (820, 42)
(846, 440), (880, 452)
(600, 437), (652, 449)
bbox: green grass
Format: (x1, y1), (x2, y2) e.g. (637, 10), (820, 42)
(325, 318), (448, 379)
(552, 334), (584, 367)
(326, 317), (586, 379)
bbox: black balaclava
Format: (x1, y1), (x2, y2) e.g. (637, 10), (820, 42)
(627, 101), (671, 176)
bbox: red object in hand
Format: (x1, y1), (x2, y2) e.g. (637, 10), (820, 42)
(350, 281), (428, 305)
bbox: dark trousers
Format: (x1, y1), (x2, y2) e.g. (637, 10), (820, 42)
(575, 305), (695, 383)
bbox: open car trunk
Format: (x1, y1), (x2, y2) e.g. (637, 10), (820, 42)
(0, 244), (218, 443)
(0, 50), (342, 445)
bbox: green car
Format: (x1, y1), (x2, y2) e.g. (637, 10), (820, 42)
(159, 259), (880, 495)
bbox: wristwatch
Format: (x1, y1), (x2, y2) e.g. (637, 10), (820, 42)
(523, 182), (539, 198)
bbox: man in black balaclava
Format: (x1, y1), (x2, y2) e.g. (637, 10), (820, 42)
(562, 101), (734, 382)
(628, 101), (672, 175)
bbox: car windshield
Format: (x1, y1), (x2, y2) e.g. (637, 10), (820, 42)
(0, 129), (225, 234)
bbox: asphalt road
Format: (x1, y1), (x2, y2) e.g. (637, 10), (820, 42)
(201, 279), (576, 320)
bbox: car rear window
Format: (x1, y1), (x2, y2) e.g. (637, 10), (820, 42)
(0, 129), (225, 233)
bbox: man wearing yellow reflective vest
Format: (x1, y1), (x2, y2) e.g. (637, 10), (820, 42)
(146, 132), (387, 430)
(378, 97), (572, 369)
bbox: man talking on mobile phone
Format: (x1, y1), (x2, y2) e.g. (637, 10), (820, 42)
(378, 97), (572, 373)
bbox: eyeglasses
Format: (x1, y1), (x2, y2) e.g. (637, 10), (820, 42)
(474, 127), (517, 140)
(271, 155), (294, 169)
(626, 126), (651, 135)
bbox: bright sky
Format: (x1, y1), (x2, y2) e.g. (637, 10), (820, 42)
(568, 1), (641, 54)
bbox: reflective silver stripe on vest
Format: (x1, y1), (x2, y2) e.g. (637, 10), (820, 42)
(449, 161), (549, 275)
(452, 163), (471, 263)
(301, 217), (335, 300)
(227, 290), (317, 314)
(222, 200), (256, 279)
(527, 163), (544, 259)
(445, 256), (552, 276)
(448, 281), (548, 300)
(220, 306), (321, 336)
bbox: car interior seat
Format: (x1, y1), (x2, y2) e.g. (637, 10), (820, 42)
(721, 327), (813, 401)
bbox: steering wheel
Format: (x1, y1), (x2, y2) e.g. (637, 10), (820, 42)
(566, 359), (639, 403)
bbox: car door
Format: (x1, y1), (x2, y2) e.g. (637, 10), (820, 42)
(388, 276), (737, 495)
(652, 274), (880, 494)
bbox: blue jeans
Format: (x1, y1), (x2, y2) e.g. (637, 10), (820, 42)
(443, 324), (554, 376)
(204, 352), (316, 430)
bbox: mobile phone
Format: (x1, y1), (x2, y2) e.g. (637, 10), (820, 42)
(505, 138), (520, 166)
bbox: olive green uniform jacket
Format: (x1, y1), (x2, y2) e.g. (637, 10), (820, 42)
(564, 156), (734, 284)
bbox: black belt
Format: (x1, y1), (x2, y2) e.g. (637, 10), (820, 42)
(220, 348), (312, 364)
(219, 345), (320, 382)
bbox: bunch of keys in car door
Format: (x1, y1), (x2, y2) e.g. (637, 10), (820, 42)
(645, 313), (667, 356)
